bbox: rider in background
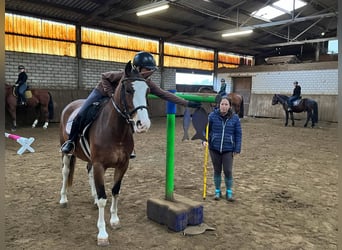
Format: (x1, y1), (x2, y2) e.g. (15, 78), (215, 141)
(218, 78), (227, 97)
(61, 51), (201, 156)
(15, 65), (28, 105)
(287, 81), (301, 111)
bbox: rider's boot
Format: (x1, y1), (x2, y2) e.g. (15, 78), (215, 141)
(61, 140), (75, 154)
(61, 115), (81, 154)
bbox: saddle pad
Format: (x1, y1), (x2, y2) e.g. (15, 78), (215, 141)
(293, 99), (300, 106)
(65, 107), (81, 134)
(25, 90), (32, 99)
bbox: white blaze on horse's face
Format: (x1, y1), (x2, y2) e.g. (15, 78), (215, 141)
(132, 80), (150, 133)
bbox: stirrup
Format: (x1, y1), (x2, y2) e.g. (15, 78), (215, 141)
(60, 140), (75, 154)
(130, 149), (136, 159)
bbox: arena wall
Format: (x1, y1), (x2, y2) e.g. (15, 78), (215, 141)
(5, 51), (178, 125)
(5, 52), (338, 125)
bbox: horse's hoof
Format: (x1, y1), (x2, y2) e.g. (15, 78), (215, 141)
(110, 221), (121, 230)
(97, 238), (109, 246)
(60, 202), (68, 208)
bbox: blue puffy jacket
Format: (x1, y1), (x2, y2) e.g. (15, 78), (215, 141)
(208, 108), (242, 153)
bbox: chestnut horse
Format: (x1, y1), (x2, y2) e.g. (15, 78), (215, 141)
(59, 61), (151, 246)
(272, 94), (318, 127)
(5, 83), (54, 131)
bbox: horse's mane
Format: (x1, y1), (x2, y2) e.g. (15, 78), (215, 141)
(276, 94), (288, 100)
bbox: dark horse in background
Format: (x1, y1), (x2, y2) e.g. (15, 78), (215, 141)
(5, 83), (54, 131)
(272, 94), (318, 128)
(59, 61), (151, 246)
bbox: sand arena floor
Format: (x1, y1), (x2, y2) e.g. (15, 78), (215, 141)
(5, 116), (338, 249)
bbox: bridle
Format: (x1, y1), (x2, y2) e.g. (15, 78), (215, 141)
(111, 76), (149, 129)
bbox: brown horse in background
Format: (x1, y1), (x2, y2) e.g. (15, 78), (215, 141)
(182, 87), (244, 141)
(59, 61), (151, 246)
(5, 83), (54, 131)
(198, 86), (244, 118)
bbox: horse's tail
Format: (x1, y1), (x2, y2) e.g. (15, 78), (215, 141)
(239, 96), (244, 118)
(48, 92), (54, 120)
(312, 101), (318, 123)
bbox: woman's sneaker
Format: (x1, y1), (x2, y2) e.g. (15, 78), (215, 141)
(226, 190), (234, 202)
(214, 190), (222, 200)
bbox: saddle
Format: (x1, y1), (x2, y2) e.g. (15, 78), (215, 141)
(12, 85), (32, 99)
(292, 96), (302, 106)
(66, 97), (109, 159)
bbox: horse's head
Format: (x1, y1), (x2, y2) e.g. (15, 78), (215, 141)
(115, 61), (151, 133)
(271, 94), (278, 105)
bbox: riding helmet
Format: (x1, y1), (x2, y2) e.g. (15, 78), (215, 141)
(293, 81), (298, 84)
(133, 52), (157, 71)
(18, 65), (25, 70)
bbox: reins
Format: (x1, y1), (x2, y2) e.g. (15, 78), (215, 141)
(110, 76), (148, 131)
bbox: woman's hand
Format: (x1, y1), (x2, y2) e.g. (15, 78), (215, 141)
(202, 141), (208, 147)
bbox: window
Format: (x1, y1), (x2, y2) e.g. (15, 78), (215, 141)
(252, 0), (307, 21)
(327, 40), (338, 54)
(176, 72), (213, 86)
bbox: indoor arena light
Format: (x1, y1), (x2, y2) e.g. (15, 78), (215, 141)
(222, 29), (253, 37)
(136, 4), (169, 16)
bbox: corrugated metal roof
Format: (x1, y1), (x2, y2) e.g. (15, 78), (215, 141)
(5, 0), (338, 60)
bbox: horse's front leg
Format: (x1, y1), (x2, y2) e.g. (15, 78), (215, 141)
(110, 164), (128, 229)
(110, 180), (122, 229)
(290, 112), (295, 126)
(97, 198), (109, 246)
(93, 163), (109, 246)
(43, 121), (49, 129)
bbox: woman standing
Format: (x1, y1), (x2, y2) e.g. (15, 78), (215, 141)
(203, 96), (242, 201)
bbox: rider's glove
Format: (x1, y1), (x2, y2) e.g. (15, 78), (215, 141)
(187, 101), (201, 108)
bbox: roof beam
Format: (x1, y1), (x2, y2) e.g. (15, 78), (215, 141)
(221, 12), (337, 32)
(255, 36), (337, 48)
(167, 1), (247, 41)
